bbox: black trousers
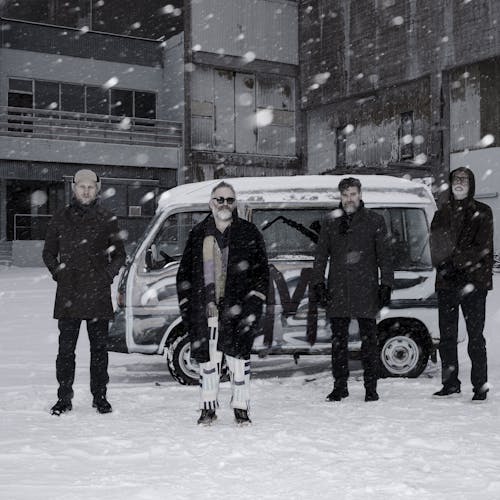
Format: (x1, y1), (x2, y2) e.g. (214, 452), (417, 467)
(437, 288), (488, 391)
(56, 319), (109, 400)
(330, 317), (378, 390)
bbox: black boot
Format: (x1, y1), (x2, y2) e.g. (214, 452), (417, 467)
(365, 389), (379, 402)
(472, 389), (488, 403)
(50, 398), (72, 416)
(197, 409), (217, 425)
(234, 408), (251, 425)
(92, 395), (112, 414)
(326, 387), (349, 402)
(433, 386), (461, 398)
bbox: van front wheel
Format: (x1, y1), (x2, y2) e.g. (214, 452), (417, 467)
(378, 329), (429, 378)
(166, 329), (229, 386)
(166, 331), (199, 385)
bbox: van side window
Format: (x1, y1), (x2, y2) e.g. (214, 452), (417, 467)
(374, 208), (432, 271)
(253, 209), (325, 259)
(146, 211), (208, 270)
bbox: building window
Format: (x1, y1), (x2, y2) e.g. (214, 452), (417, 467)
(8, 78), (156, 119)
(191, 67), (296, 156)
(336, 126), (347, 167)
(399, 111), (414, 160)
(85, 86), (109, 115)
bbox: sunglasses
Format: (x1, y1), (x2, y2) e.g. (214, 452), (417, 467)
(212, 196), (235, 205)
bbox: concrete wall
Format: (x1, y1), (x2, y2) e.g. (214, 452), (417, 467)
(451, 147), (500, 252)
(191, 0), (298, 64)
(12, 240), (45, 267)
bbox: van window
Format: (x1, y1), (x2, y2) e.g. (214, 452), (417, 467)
(253, 207), (432, 270)
(146, 211), (208, 270)
(253, 209), (325, 259)
(373, 208), (432, 271)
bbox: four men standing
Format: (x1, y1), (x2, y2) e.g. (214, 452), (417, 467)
(44, 170), (493, 419)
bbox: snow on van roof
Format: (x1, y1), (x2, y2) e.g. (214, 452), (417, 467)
(158, 175), (433, 211)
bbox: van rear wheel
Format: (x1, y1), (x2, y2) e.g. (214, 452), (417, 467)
(166, 329), (229, 386)
(378, 329), (429, 378)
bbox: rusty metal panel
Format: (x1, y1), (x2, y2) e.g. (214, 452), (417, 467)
(191, 66), (214, 150)
(235, 73), (257, 153)
(256, 74), (295, 155)
(450, 67), (481, 152)
(214, 70), (235, 152)
(191, 0), (298, 65)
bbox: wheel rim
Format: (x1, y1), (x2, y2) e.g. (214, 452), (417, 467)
(381, 335), (420, 375)
(178, 341), (199, 380)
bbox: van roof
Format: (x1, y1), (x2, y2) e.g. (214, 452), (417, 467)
(158, 175), (434, 211)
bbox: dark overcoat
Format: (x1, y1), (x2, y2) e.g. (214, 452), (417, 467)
(430, 168), (493, 291)
(176, 214), (269, 363)
(43, 200), (126, 319)
(312, 204), (394, 319)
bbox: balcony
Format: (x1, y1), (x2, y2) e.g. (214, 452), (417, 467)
(1, 106), (182, 147)
(0, 106), (183, 168)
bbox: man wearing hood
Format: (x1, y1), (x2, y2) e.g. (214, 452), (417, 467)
(176, 181), (269, 425)
(312, 177), (394, 402)
(43, 169), (126, 415)
(430, 167), (493, 402)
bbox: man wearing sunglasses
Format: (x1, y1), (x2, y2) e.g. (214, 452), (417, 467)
(177, 181), (269, 425)
(430, 167), (493, 402)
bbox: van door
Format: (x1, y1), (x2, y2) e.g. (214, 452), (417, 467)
(251, 208), (331, 353)
(125, 210), (208, 353)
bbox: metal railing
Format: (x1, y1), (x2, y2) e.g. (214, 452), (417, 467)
(14, 214), (53, 241)
(0, 106), (183, 148)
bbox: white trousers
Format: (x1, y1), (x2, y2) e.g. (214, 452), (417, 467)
(199, 317), (251, 411)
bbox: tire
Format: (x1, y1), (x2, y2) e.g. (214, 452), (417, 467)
(165, 329), (229, 386)
(166, 330), (199, 385)
(378, 325), (430, 378)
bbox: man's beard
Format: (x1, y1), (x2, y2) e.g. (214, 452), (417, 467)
(343, 203), (357, 214)
(215, 208), (233, 221)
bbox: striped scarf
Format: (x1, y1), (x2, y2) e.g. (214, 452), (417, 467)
(203, 234), (229, 315)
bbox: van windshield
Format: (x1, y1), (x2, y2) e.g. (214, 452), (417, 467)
(147, 211), (208, 270)
(252, 207), (432, 271)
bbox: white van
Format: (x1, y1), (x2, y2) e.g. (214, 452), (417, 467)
(108, 175), (439, 385)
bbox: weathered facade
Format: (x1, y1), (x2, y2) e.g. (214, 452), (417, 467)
(299, 0), (500, 246)
(183, 0), (300, 182)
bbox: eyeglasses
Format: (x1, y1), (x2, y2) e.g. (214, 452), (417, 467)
(452, 176), (469, 185)
(212, 196), (235, 205)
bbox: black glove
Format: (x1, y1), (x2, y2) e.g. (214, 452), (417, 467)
(242, 295), (265, 325)
(378, 284), (392, 309)
(313, 282), (329, 308)
(437, 261), (459, 280)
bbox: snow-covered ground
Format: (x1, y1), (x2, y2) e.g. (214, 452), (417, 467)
(1, 267), (500, 500)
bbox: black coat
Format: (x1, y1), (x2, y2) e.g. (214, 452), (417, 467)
(176, 214), (269, 362)
(430, 168), (493, 290)
(312, 204), (394, 319)
(43, 200), (126, 319)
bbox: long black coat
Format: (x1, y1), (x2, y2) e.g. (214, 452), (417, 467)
(312, 205), (394, 319)
(176, 214), (269, 363)
(430, 168), (493, 290)
(43, 200), (126, 319)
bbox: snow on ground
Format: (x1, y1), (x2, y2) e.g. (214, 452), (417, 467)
(1, 267), (500, 500)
